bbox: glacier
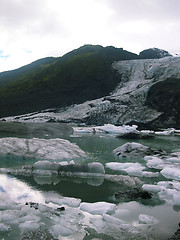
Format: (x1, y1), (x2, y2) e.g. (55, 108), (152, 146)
(3, 56), (180, 129)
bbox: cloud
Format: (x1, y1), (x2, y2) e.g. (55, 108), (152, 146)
(103, 0), (180, 22)
(0, 50), (11, 58)
(0, 0), (180, 72)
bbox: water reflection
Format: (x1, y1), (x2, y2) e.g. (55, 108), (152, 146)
(0, 174), (45, 204)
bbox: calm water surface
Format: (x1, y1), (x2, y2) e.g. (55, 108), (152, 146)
(0, 130), (180, 239)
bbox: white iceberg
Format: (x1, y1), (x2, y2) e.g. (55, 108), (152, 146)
(155, 128), (175, 135)
(113, 142), (150, 158)
(73, 124), (138, 134)
(142, 184), (165, 193)
(45, 192), (81, 208)
(160, 167), (180, 180)
(0, 137), (85, 161)
(51, 224), (74, 237)
(145, 156), (165, 170)
(19, 221), (40, 232)
(173, 193), (180, 206)
(80, 201), (116, 215)
(106, 162), (145, 176)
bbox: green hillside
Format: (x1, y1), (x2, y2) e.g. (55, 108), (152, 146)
(0, 45), (139, 117)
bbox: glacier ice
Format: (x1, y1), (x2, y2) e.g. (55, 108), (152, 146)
(113, 142), (164, 158)
(51, 224), (74, 237)
(106, 162), (145, 176)
(0, 137), (86, 161)
(160, 167), (180, 181)
(80, 201), (116, 215)
(73, 124), (138, 134)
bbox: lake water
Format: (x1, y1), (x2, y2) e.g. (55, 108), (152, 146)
(0, 126), (180, 239)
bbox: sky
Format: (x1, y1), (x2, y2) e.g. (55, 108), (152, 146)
(0, 0), (180, 72)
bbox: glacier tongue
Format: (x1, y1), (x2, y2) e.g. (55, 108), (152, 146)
(3, 57), (180, 128)
(0, 137), (86, 161)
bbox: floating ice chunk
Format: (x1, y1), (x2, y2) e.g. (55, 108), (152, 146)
(0, 137), (86, 161)
(19, 214), (40, 224)
(51, 224), (74, 237)
(88, 162), (105, 174)
(138, 214), (158, 224)
(59, 162), (105, 175)
(142, 184), (165, 193)
(0, 211), (17, 223)
(155, 128), (175, 135)
(106, 162), (145, 176)
(113, 208), (130, 218)
(102, 214), (123, 224)
(113, 142), (164, 158)
(80, 202), (116, 215)
(45, 193), (81, 208)
(173, 193), (180, 206)
(37, 204), (52, 213)
(74, 124), (138, 134)
(34, 161), (54, 170)
(160, 167), (180, 180)
(0, 201), (21, 210)
(158, 188), (179, 204)
(113, 142), (149, 157)
(141, 130), (155, 134)
(146, 157), (164, 170)
(0, 223), (11, 232)
(165, 157), (180, 163)
(157, 181), (180, 191)
(105, 174), (143, 187)
(19, 221), (40, 232)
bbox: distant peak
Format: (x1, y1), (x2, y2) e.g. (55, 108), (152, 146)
(139, 48), (172, 59)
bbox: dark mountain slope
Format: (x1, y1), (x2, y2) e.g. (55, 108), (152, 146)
(0, 45), (139, 117)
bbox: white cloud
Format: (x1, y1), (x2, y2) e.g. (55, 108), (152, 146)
(0, 0), (180, 72)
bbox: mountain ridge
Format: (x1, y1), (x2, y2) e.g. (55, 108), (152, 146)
(0, 44), (177, 129)
(0, 44), (139, 117)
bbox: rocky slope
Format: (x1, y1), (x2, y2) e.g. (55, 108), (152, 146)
(5, 56), (180, 129)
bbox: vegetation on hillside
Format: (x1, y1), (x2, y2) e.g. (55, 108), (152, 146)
(0, 45), (139, 117)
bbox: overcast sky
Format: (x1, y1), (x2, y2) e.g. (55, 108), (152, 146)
(0, 0), (180, 72)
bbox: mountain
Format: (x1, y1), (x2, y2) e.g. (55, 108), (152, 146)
(0, 45), (139, 117)
(5, 56), (180, 130)
(1, 44), (179, 129)
(139, 48), (172, 59)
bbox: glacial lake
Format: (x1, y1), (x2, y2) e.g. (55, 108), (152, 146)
(0, 125), (180, 240)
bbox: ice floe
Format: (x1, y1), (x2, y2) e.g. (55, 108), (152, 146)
(113, 142), (165, 158)
(0, 137), (85, 161)
(45, 192), (81, 208)
(73, 124), (138, 134)
(160, 167), (180, 181)
(106, 162), (145, 177)
(80, 201), (116, 215)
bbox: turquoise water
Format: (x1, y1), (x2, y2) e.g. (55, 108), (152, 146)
(0, 130), (180, 239)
